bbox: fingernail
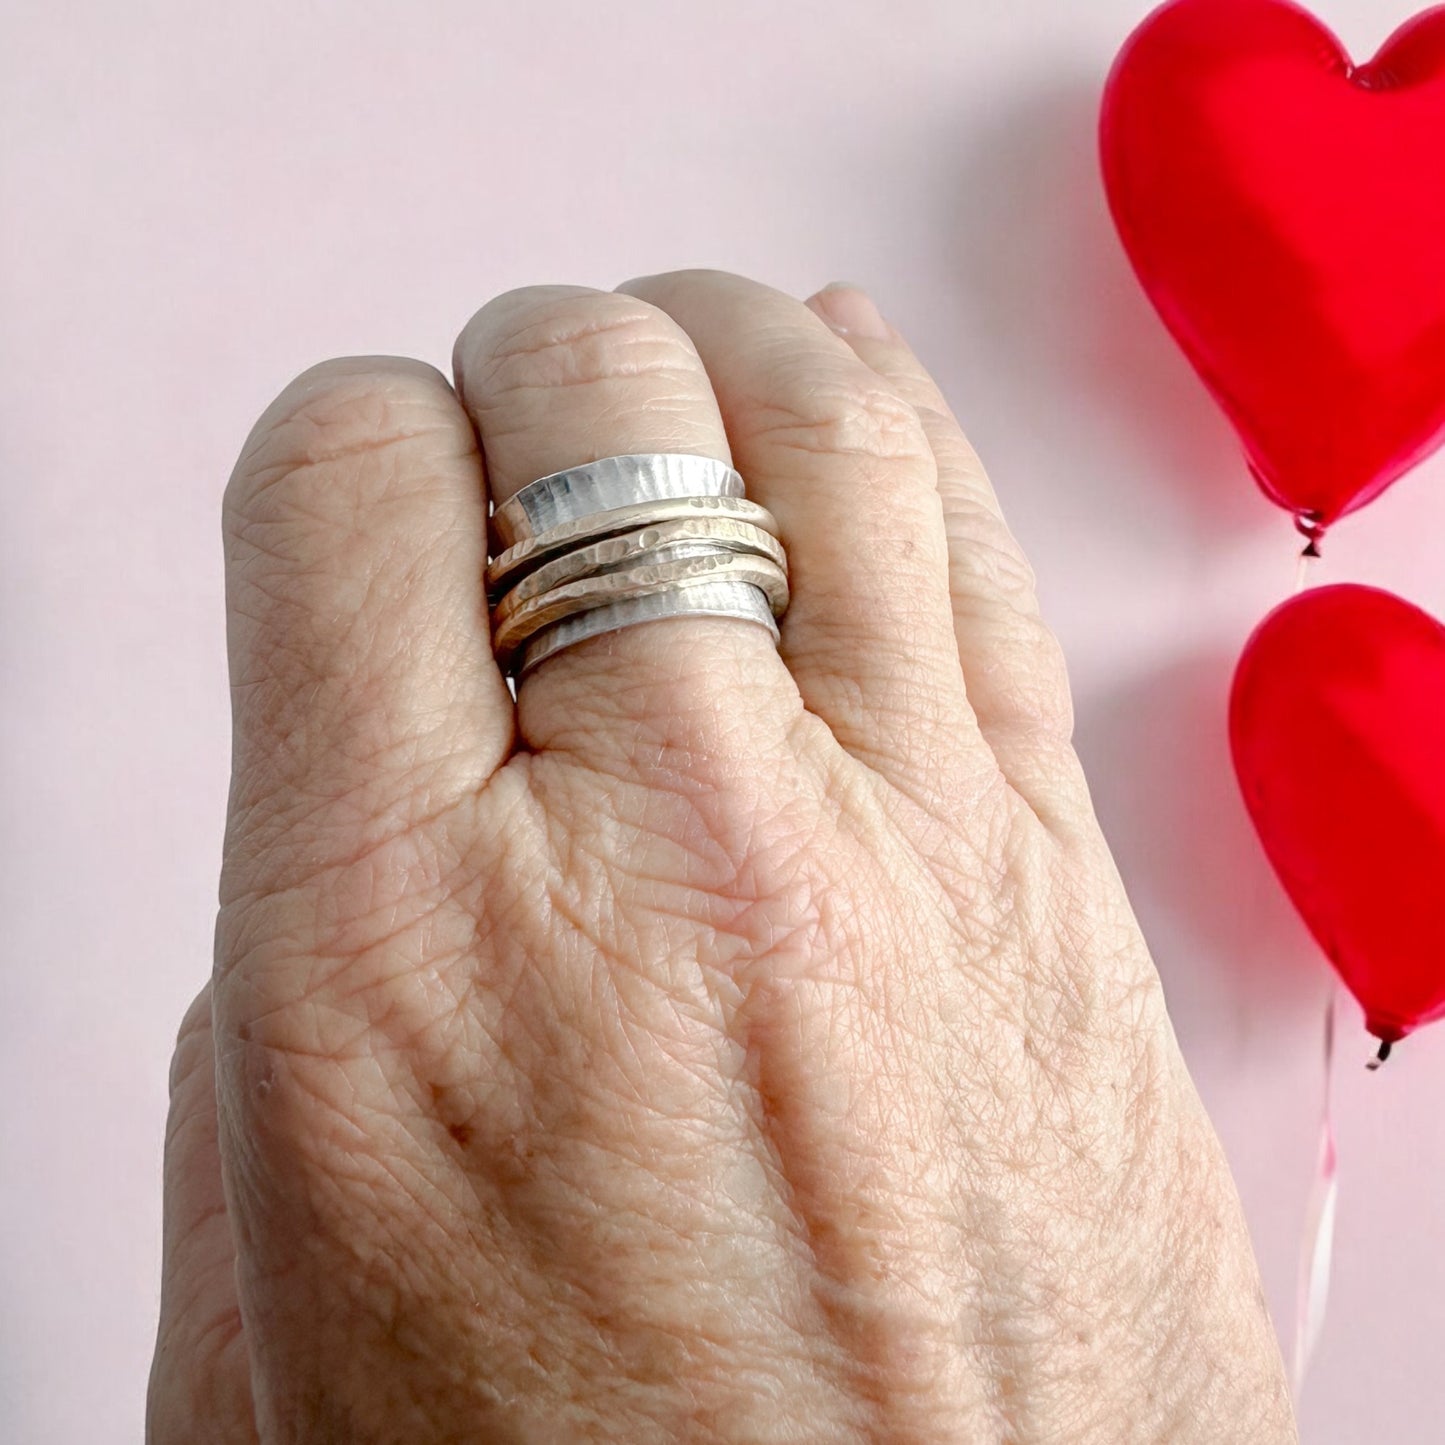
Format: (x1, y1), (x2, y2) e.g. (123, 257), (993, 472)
(807, 282), (893, 340)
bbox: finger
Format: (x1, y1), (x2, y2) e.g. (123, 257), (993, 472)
(452, 286), (797, 763)
(147, 984), (258, 1444)
(618, 270), (989, 795)
(805, 284), (1086, 824)
(224, 357), (512, 874)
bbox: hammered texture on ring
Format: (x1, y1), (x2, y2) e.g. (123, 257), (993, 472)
(519, 581), (779, 677)
(493, 551), (789, 667)
(493, 516), (787, 623)
(485, 495), (779, 601)
(486, 453), (789, 678)
(491, 453), (744, 550)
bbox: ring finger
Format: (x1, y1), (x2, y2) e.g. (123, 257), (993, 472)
(453, 285), (796, 769)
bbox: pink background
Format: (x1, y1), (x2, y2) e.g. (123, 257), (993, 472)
(3, 1), (1444, 1438)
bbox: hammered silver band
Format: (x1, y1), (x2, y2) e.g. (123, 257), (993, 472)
(519, 581), (779, 678)
(491, 454), (744, 550)
(486, 454), (788, 677)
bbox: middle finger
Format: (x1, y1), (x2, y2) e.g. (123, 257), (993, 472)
(622, 270), (990, 799)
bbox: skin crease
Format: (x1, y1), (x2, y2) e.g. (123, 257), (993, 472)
(146, 271), (1296, 1444)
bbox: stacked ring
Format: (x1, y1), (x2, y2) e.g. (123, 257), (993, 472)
(485, 454), (790, 677)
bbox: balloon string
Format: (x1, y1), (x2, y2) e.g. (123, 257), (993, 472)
(1291, 988), (1338, 1397)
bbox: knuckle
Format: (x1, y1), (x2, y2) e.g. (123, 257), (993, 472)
(168, 985), (214, 1097)
(760, 365), (934, 474)
(963, 594), (1064, 688)
(474, 291), (702, 402)
(223, 357), (464, 535)
(953, 618), (1077, 745)
(941, 488), (1039, 606)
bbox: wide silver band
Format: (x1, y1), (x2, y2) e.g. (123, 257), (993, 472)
(493, 551), (788, 665)
(491, 453), (744, 550)
(519, 580), (779, 677)
(487, 453), (787, 679)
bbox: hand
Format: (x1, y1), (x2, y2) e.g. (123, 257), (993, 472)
(148, 272), (1295, 1442)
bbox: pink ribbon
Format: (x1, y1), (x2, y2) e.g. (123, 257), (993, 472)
(1291, 988), (1338, 1396)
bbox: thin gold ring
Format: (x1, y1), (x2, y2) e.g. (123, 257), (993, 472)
(485, 495), (780, 601)
(491, 516), (787, 629)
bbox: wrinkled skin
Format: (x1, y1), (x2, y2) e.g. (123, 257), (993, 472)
(147, 273), (1295, 1443)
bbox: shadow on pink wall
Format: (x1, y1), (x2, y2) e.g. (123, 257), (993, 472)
(949, 79), (1327, 1049)
(950, 77), (1267, 541)
(1075, 652), (1325, 1053)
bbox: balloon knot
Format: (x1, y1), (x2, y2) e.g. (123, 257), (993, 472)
(1366, 1038), (1394, 1071)
(1295, 511), (1326, 558)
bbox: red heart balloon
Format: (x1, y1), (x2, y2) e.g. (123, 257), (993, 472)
(1101, 0), (1445, 536)
(1230, 584), (1445, 1043)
